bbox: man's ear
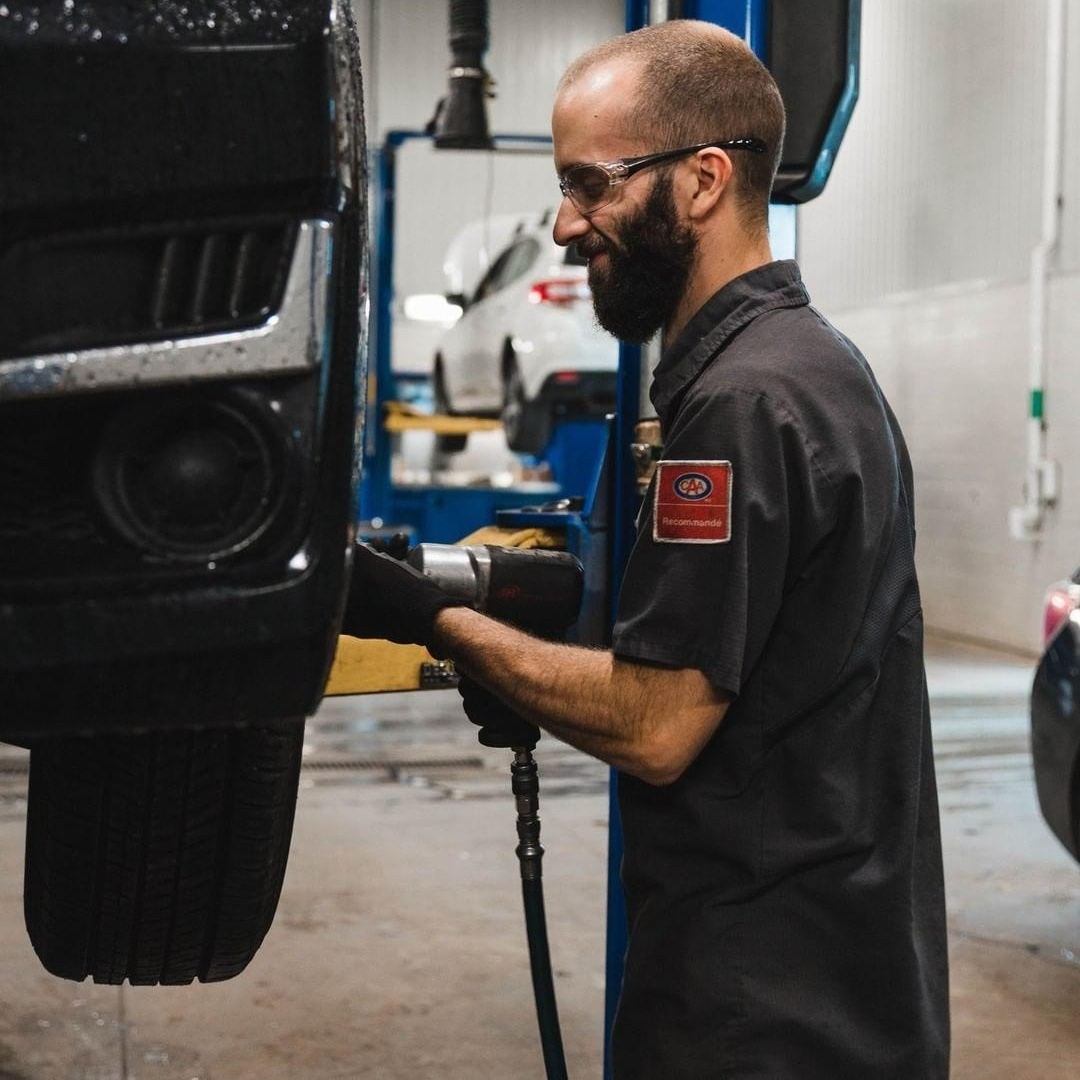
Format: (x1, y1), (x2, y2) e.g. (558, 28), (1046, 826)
(685, 147), (733, 221)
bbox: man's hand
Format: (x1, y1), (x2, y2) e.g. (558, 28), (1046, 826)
(342, 543), (467, 647)
(458, 674), (541, 750)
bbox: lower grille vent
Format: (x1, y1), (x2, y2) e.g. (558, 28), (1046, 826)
(0, 218), (297, 360)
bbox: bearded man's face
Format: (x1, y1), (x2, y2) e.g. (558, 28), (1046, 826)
(578, 171), (698, 344)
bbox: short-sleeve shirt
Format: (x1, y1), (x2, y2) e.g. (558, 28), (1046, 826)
(609, 261), (949, 1079)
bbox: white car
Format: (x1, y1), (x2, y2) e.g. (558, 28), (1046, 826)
(433, 211), (618, 455)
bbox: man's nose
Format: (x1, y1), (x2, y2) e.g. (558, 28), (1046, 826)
(552, 197), (590, 247)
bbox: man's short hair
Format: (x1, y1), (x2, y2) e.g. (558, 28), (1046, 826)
(559, 20), (785, 232)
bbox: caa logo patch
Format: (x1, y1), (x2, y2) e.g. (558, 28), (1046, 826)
(673, 472), (713, 501)
(654, 460), (732, 543)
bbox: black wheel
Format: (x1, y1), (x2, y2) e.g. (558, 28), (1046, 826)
(24, 720), (304, 985)
(432, 359), (468, 454)
(501, 358), (551, 456)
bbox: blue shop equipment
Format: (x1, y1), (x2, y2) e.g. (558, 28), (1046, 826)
(358, 130), (611, 545)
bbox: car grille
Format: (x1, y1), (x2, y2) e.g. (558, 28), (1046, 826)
(0, 218), (297, 360)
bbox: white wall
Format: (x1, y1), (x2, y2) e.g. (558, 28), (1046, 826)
(798, 0), (1080, 654)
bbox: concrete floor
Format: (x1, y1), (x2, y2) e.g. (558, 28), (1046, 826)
(1, 637), (1079, 1078)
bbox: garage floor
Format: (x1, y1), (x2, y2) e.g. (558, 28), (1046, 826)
(1, 637), (1078, 1078)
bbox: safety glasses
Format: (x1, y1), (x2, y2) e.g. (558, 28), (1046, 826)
(557, 138), (767, 215)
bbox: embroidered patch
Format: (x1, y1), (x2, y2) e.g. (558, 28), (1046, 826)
(653, 461), (732, 543)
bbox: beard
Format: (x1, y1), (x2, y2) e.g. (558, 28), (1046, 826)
(580, 172), (698, 344)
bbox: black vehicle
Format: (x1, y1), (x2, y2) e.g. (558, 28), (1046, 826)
(1030, 570), (1080, 862)
(0, 1), (366, 983)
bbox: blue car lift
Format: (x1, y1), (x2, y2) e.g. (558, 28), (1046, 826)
(358, 129), (611, 544)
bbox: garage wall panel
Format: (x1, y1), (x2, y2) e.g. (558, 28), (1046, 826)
(796, 1), (1080, 653)
(799, 0), (1048, 311)
(824, 270), (1080, 653)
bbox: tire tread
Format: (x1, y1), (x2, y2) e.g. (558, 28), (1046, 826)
(24, 722), (304, 985)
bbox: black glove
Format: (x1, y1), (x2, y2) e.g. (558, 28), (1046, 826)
(342, 542), (467, 646)
(458, 675), (540, 750)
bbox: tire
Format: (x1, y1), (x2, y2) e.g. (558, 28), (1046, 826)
(501, 358), (551, 456)
(24, 720), (304, 985)
(432, 359), (468, 454)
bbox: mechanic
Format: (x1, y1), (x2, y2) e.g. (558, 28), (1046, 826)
(346, 19), (950, 1079)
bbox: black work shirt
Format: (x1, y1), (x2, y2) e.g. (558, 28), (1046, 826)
(610, 261), (949, 1079)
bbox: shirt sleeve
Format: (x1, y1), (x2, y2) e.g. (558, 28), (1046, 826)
(611, 383), (833, 697)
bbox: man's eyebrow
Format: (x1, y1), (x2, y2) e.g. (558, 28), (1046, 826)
(556, 155), (609, 173)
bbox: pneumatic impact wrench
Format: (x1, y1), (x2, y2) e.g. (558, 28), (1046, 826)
(406, 543), (584, 1080)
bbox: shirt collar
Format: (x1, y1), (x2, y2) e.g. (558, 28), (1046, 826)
(649, 259), (809, 428)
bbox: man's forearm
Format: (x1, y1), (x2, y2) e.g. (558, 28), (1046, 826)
(432, 606), (729, 785)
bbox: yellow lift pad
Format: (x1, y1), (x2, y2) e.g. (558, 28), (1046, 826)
(324, 638), (445, 695)
(382, 400), (502, 436)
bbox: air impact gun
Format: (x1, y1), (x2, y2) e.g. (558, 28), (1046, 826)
(405, 542), (584, 637)
(405, 543), (584, 748)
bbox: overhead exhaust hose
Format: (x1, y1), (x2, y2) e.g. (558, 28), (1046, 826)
(432, 0), (494, 149)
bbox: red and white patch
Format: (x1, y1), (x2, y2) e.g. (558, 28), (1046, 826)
(653, 461), (732, 544)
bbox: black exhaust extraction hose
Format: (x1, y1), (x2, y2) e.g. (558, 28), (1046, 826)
(431, 0), (494, 149)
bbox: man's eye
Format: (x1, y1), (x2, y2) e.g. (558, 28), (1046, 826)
(575, 168), (609, 200)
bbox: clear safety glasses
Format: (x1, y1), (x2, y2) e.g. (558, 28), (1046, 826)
(557, 138), (767, 216)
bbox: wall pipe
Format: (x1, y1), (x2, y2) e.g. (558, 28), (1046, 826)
(1012, 0), (1067, 540)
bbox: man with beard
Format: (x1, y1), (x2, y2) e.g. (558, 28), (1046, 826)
(347, 19), (950, 1080)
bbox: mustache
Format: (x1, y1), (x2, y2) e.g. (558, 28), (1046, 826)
(575, 231), (618, 259)
(576, 239), (607, 258)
